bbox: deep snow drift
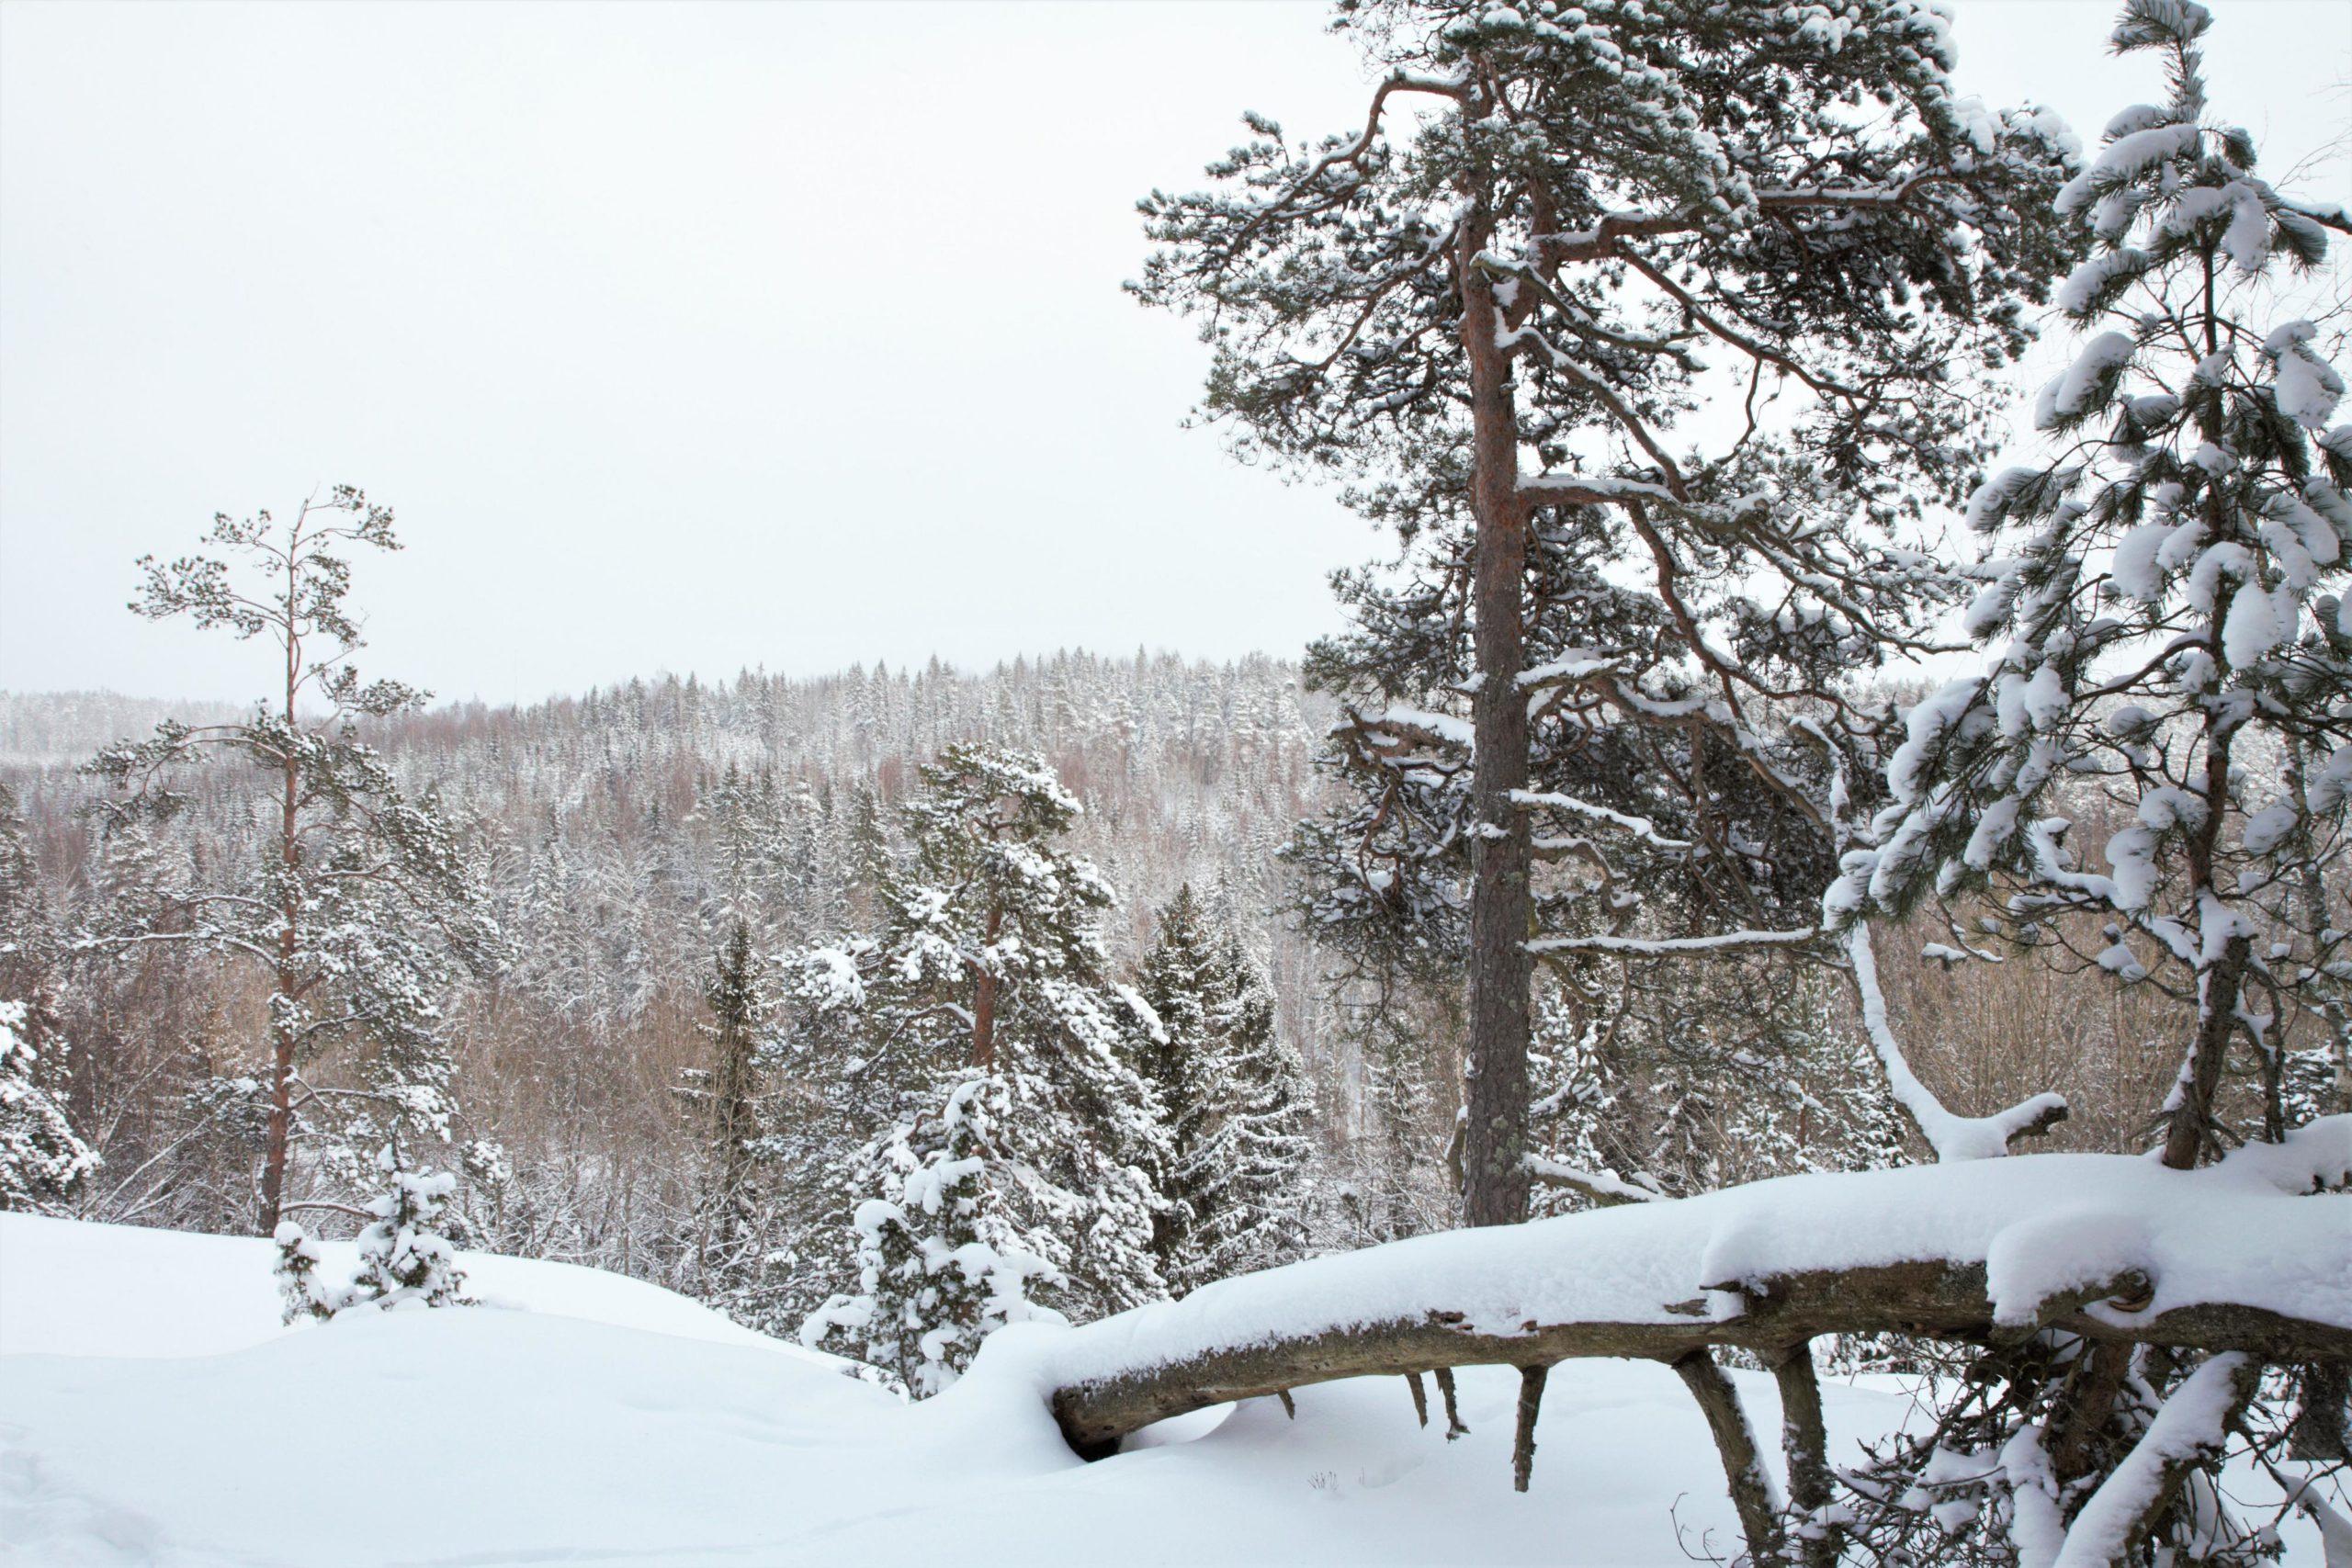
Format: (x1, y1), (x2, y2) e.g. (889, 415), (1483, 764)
(0, 1213), (2331, 1566)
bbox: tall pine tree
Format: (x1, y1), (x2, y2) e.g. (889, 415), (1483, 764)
(82, 489), (503, 1233)
(1139, 0), (2080, 1225)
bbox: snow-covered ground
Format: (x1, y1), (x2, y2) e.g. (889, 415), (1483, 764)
(0, 1213), (2328, 1566)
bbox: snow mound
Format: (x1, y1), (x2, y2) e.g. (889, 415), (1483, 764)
(0, 1212), (839, 1364)
(0, 1213), (1846, 1565)
(0, 1213), (2335, 1565)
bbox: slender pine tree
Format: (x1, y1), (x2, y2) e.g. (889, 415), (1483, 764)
(81, 489), (503, 1234)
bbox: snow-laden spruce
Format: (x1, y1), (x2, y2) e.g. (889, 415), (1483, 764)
(276, 1142), (471, 1323)
(795, 745), (1175, 1388)
(0, 1000), (96, 1216)
(0, 785), (98, 1216)
(1129, 884), (1316, 1294)
(799, 1072), (1064, 1397)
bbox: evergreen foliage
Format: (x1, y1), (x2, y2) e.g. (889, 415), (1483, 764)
(1204, 919), (1317, 1275)
(0, 784), (97, 1214)
(686, 920), (771, 1297)
(0, 1000), (96, 1216)
(1133, 886), (1316, 1292)
(801, 1073), (1062, 1397)
(1842, 0), (2352, 1168)
(274, 1141), (471, 1324)
(1140, 0), (2085, 1224)
(1828, 6), (2352, 1558)
(77, 490), (503, 1234)
(795, 744), (1172, 1382)
(347, 1145), (470, 1312)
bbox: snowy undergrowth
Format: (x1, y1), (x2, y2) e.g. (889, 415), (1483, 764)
(0, 1212), (2335, 1566)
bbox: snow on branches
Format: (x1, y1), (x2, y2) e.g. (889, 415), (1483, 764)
(0, 999), (97, 1216)
(800, 1073), (1065, 1397)
(1843, 0), (2352, 1172)
(78, 489), (503, 1235)
(275, 1144), (471, 1324)
(785, 744), (1175, 1382)
(1155, 0), (2085, 1225)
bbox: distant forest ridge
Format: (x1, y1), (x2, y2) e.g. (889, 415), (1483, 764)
(0, 650), (1321, 769)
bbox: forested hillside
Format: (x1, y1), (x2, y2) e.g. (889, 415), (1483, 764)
(0, 642), (2239, 1317)
(3, 3), (2346, 1556)
(0, 660), (1368, 1282)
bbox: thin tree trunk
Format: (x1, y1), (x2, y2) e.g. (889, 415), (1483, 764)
(1770, 1343), (1838, 1568)
(1460, 205), (1534, 1230)
(2165, 931), (2247, 1170)
(971, 904), (1004, 1069)
(257, 541), (303, 1236)
(1434, 1365), (1468, 1439)
(2052, 1340), (2134, 1483)
(1511, 1363), (1549, 1493)
(2162, 242), (2244, 1176)
(1673, 1350), (1785, 1568)
(2285, 739), (2352, 1116)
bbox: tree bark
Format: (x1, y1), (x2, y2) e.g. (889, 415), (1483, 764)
(1459, 208), (1535, 1231)
(1511, 1363), (1549, 1493)
(971, 903), (1004, 1070)
(1770, 1342), (1838, 1568)
(257, 540), (303, 1236)
(1673, 1349), (1784, 1567)
(1434, 1365), (1468, 1439)
(1048, 1256), (2347, 1458)
(2164, 930), (2248, 1170)
(2051, 1340), (2134, 1483)
(2162, 243), (2246, 1177)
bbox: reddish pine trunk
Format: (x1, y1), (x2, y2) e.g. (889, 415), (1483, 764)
(257, 549), (302, 1235)
(2161, 251), (2243, 1176)
(1459, 212), (1534, 1229)
(971, 904), (1004, 1070)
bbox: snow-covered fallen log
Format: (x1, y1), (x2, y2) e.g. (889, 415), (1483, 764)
(1035, 1120), (2352, 1457)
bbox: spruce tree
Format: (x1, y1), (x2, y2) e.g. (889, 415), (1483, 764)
(1131, 886), (1318, 1292)
(273, 1221), (338, 1323)
(1522, 976), (1650, 1213)
(1130, 886), (1243, 1293)
(797, 744), (1171, 1383)
(0, 784), (96, 1214)
(0, 1001), (96, 1216)
(345, 1142), (470, 1312)
(275, 1137), (472, 1324)
(691, 920), (768, 1292)
(800, 1074), (1061, 1396)
(1202, 920), (1316, 1277)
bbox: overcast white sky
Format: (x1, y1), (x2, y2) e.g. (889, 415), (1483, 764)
(2, 1), (2346, 706)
